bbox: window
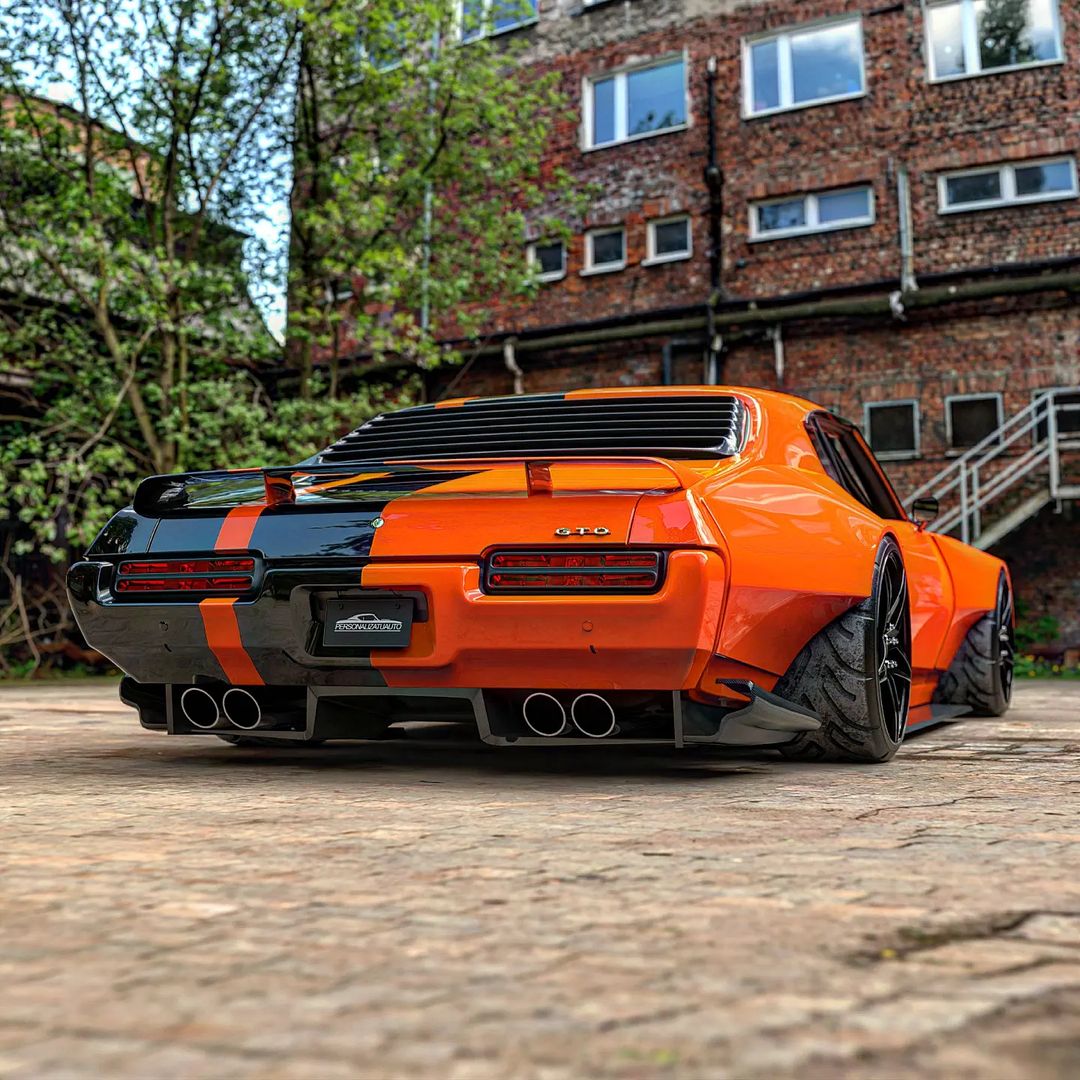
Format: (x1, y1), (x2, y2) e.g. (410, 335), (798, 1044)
(1033, 388), (1080, 441)
(865, 401), (920, 460)
(808, 413), (906, 519)
(751, 185), (873, 240)
(947, 394), (1003, 450)
(585, 57), (687, 149)
(743, 19), (864, 116)
(926, 0), (1062, 81)
(645, 216), (691, 264)
(528, 239), (566, 283)
(583, 227), (626, 274)
(939, 157), (1077, 212)
(460, 0), (537, 41)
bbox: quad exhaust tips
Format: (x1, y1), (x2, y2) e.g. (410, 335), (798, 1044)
(520, 692), (618, 738)
(570, 694), (617, 739)
(179, 686), (279, 731)
(179, 686), (228, 730)
(522, 693), (568, 737)
(222, 688), (273, 730)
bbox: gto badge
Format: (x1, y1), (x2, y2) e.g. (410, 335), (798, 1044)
(555, 527), (611, 537)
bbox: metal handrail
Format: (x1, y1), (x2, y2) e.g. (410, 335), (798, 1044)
(904, 388), (1078, 546)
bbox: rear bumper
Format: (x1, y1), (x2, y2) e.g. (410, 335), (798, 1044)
(123, 679), (820, 749)
(68, 549), (726, 691)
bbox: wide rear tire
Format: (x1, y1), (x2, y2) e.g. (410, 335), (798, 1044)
(775, 535), (912, 764)
(934, 571), (1014, 717)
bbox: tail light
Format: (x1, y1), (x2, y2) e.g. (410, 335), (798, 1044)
(484, 550), (662, 593)
(115, 557), (256, 596)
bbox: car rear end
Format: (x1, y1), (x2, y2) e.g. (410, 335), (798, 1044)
(69, 391), (812, 747)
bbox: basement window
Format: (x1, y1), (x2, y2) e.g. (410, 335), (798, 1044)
(582, 227), (626, 274)
(750, 185), (874, 241)
(528, 239), (566, 283)
(926, 0), (1062, 81)
(939, 157), (1077, 212)
(947, 393), (1003, 450)
(743, 18), (865, 117)
(865, 400), (920, 460)
(585, 56), (687, 149)
(644, 216), (692, 264)
(1033, 388), (1080, 441)
(460, 0), (537, 41)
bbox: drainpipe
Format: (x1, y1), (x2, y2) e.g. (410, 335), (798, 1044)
(768, 325), (784, 387)
(897, 164), (918, 294)
(704, 55), (724, 384)
(661, 336), (699, 385)
(503, 337), (524, 395)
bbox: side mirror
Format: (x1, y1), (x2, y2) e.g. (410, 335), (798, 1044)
(912, 496), (939, 524)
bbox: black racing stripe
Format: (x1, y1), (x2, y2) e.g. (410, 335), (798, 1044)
(231, 593), (388, 686)
(149, 515), (230, 553)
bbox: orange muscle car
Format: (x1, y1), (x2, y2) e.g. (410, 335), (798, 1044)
(67, 387), (1014, 762)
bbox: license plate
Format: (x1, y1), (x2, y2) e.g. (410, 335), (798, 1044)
(321, 598), (413, 649)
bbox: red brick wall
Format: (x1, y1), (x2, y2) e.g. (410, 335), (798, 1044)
(991, 504), (1080, 646)
(470, 0), (1080, 332)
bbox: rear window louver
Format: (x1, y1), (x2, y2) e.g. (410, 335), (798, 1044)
(312, 394), (747, 465)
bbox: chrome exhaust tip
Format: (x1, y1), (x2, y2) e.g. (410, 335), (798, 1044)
(571, 693), (617, 739)
(522, 692), (568, 738)
(180, 686), (225, 730)
(221, 688), (267, 731)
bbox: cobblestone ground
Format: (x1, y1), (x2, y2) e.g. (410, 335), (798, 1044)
(0, 681), (1078, 1079)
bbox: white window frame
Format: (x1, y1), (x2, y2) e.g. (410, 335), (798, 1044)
(583, 53), (689, 151)
(945, 392), (1004, 451)
(527, 239), (566, 283)
(938, 156), (1078, 214)
(581, 226), (627, 275)
(458, 0), (538, 42)
(741, 16), (866, 119)
(643, 215), (692, 266)
(749, 185), (875, 242)
(864, 399), (921, 461)
(925, 0), (1064, 83)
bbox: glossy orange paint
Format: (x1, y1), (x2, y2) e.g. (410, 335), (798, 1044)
(931, 533), (1009, 671)
(199, 598), (264, 686)
(352, 386), (1007, 726)
(163, 386), (1003, 729)
(361, 551), (725, 691)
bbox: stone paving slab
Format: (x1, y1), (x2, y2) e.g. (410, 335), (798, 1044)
(0, 680), (1078, 1078)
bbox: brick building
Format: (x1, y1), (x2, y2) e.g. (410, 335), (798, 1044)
(403, 1), (1080, 643)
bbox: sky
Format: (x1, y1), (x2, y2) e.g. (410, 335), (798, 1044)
(33, 57), (290, 342)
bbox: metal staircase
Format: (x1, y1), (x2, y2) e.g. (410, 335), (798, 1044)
(906, 388), (1080, 550)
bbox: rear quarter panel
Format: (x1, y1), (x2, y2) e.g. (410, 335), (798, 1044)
(701, 398), (891, 678)
(930, 534), (1009, 672)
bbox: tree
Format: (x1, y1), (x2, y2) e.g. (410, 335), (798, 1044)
(977, 0), (1037, 69)
(0, 0), (570, 672)
(0, 1), (386, 671)
(286, 0), (575, 395)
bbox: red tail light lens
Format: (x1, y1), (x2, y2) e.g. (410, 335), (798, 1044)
(119, 558), (255, 576)
(485, 550), (661, 592)
(115, 557), (256, 596)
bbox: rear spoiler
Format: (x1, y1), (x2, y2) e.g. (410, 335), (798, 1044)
(132, 456), (702, 515)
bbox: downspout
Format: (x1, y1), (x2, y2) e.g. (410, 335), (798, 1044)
(503, 337), (524, 395)
(704, 55), (724, 384)
(661, 340), (673, 386)
(897, 164), (918, 294)
(769, 325), (784, 387)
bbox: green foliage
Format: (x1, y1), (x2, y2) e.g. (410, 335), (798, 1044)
(0, 0), (571, 672)
(1015, 654), (1080, 680)
(286, 0), (581, 386)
